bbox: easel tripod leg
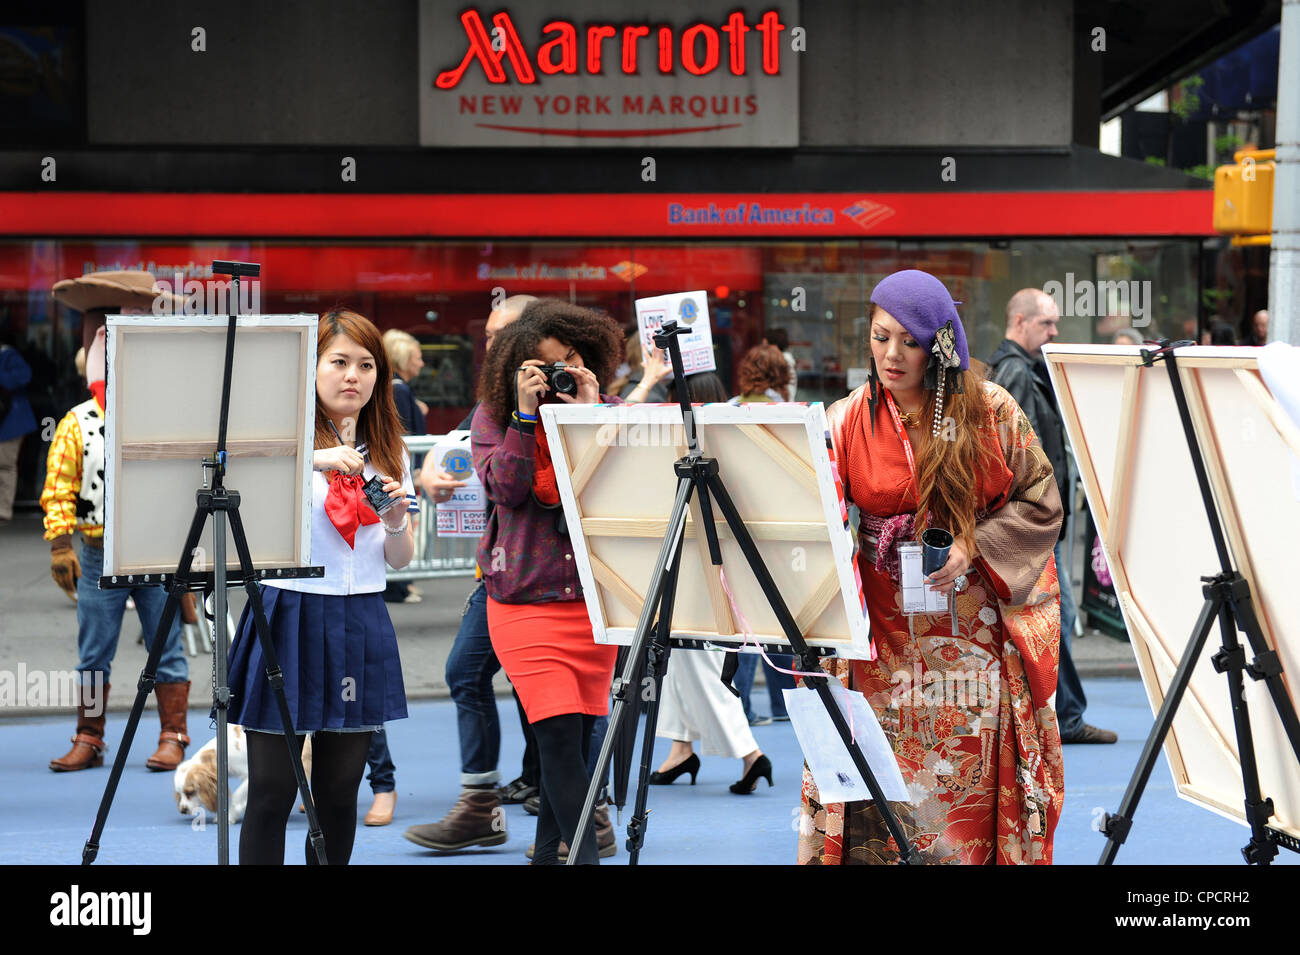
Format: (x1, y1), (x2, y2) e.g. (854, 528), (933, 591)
(1098, 593), (1220, 865)
(626, 539), (683, 866)
(568, 475), (694, 865)
(82, 505), (208, 864)
(703, 472), (922, 864)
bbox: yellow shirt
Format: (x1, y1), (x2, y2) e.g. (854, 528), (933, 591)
(40, 404), (103, 541)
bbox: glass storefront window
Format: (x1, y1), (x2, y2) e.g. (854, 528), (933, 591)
(0, 236), (1203, 504)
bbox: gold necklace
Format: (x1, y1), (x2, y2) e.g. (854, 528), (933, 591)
(898, 408), (923, 428)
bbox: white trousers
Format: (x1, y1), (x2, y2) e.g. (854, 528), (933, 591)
(655, 646), (758, 758)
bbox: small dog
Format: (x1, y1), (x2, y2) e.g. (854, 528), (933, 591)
(174, 725), (249, 824)
(174, 727), (314, 824)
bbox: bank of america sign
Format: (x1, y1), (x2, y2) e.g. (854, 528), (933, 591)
(419, 0), (800, 147)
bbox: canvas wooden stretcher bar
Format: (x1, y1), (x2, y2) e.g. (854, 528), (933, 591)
(541, 401), (872, 659)
(103, 314), (318, 576)
(1044, 343), (1300, 839)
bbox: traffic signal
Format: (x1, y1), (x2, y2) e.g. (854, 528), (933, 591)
(1213, 148), (1274, 236)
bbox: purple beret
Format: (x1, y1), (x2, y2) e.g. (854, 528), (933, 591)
(869, 270), (970, 370)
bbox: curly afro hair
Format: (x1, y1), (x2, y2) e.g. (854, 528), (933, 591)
(477, 298), (625, 427)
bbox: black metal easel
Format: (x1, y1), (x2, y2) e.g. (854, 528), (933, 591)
(83, 261), (327, 865)
(567, 319), (919, 865)
(1097, 341), (1300, 865)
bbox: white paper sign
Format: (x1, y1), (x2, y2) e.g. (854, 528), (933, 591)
(898, 542), (949, 614)
(784, 681), (909, 804)
(634, 290), (716, 376)
(430, 430), (486, 538)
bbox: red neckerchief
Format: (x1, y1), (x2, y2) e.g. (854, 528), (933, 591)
(323, 471), (380, 548)
(89, 381), (106, 413)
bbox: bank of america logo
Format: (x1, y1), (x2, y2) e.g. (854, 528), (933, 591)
(842, 200), (895, 231)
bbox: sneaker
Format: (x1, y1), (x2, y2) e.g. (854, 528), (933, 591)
(748, 714), (773, 726)
(1061, 723), (1118, 744)
(771, 714), (791, 722)
(497, 776), (539, 804)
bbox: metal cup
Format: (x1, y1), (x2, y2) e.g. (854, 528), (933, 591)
(921, 527), (954, 577)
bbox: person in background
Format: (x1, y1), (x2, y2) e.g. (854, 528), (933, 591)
(729, 344), (791, 405)
(763, 327), (798, 400)
(614, 333), (672, 403)
(1112, 328), (1145, 346)
(1204, 321), (1238, 346)
(0, 335), (37, 523)
(668, 371), (729, 404)
(381, 329), (427, 607)
(347, 330), (425, 828)
(42, 271), (191, 774)
(989, 288), (1115, 745)
(1246, 309), (1269, 346)
(723, 345), (798, 721)
(405, 294), (553, 853)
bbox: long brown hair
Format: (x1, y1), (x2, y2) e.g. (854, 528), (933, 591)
(315, 308), (408, 483)
(909, 368), (1000, 558)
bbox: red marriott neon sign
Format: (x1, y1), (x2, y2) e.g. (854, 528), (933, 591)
(435, 9), (787, 87)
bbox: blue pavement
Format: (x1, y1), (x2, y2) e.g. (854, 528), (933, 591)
(1, 678), (1293, 865)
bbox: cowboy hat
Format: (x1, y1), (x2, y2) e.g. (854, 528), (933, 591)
(52, 269), (186, 313)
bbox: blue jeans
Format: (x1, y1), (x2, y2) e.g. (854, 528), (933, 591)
(76, 538), (188, 685)
(588, 713), (610, 798)
(1054, 538), (1086, 736)
(734, 653), (795, 720)
(366, 726), (395, 793)
(445, 583), (502, 785)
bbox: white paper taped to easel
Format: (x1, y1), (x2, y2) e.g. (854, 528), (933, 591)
(783, 681), (909, 804)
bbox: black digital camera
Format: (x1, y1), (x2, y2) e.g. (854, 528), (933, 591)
(362, 474), (401, 516)
(540, 361), (578, 397)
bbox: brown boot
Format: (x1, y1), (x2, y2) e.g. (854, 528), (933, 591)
(49, 682), (109, 772)
(145, 681), (191, 772)
(525, 801), (617, 860)
(403, 786), (506, 850)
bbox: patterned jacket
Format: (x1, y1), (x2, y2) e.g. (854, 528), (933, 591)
(40, 398), (106, 541)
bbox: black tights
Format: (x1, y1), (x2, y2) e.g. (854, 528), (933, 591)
(240, 729), (372, 865)
(532, 713), (599, 865)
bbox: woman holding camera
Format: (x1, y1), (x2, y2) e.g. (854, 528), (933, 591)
(224, 308), (417, 865)
(472, 299), (624, 865)
(797, 270), (1064, 865)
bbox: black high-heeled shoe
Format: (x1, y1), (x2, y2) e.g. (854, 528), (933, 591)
(649, 753), (699, 785)
(729, 754), (773, 794)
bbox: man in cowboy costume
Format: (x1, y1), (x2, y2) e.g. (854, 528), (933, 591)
(42, 270), (193, 772)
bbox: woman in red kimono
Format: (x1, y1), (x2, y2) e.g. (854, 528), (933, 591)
(798, 270), (1064, 865)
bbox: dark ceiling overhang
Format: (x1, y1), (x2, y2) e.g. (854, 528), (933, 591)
(1087, 0), (1283, 119)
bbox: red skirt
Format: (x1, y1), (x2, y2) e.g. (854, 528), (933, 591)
(487, 597), (617, 724)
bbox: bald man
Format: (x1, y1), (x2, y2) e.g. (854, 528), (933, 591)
(989, 289), (1116, 744)
(405, 294), (537, 851)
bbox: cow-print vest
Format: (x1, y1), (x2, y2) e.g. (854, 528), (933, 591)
(73, 398), (106, 527)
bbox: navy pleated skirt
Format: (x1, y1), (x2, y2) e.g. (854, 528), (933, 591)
(219, 587), (408, 733)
